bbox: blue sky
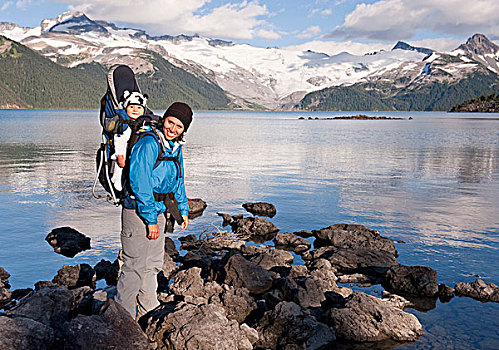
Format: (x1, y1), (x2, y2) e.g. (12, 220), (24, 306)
(1, 0), (498, 51)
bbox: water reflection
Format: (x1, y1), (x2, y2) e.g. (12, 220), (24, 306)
(0, 109), (498, 348)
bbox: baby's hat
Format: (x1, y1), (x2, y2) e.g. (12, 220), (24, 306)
(122, 90), (147, 109)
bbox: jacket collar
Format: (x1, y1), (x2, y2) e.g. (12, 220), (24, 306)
(158, 130), (183, 154)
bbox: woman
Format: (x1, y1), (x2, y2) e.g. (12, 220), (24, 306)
(116, 102), (193, 319)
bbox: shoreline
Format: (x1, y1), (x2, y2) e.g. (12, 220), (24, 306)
(1, 204), (498, 349)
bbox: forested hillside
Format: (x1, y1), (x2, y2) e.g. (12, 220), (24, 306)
(298, 71), (499, 111)
(0, 35), (106, 108)
(0, 36), (230, 110)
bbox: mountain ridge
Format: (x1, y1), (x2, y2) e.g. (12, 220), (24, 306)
(1, 12), (498, 111)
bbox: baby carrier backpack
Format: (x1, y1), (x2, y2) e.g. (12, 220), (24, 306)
(92, 64), (151, 205)
(92, 65), (184, 232)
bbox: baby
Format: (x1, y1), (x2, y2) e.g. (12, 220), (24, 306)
(111, 90), (147, 191)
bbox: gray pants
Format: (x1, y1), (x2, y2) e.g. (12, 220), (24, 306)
(116, 208), (165, 318)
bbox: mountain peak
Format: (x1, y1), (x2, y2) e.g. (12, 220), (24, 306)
(458, 33), (499, 56)
(44, 12), (108, 35)
(392, 41), (434, 55)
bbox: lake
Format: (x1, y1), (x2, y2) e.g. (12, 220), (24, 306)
(0, 109), (498, 348)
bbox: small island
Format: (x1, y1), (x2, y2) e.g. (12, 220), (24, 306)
(299, 114), (405, 120)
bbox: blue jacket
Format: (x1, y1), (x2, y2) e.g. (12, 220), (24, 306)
(125, 130), (188, 225)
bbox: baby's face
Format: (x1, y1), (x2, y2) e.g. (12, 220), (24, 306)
(126, 104), (145, 119)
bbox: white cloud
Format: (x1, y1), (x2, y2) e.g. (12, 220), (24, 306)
(310, 7), (331, 17)
(15, 0), (31, 9)
(257, 28), (281, 40)
(56, 0), (270, 40)
(1, 1), (13, 11)
(325, 0), (499, 41)
(298, 25), (321, 39)
(408, 38), (463, 52)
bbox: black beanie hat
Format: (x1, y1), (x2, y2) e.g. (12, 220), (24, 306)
(163, 102), (193, 132)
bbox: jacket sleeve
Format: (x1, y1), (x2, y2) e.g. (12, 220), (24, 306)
(175, 147), (189, 216)
(129, 135), (160, 225)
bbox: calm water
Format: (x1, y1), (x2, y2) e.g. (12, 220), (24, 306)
(0, 109), (498, 348)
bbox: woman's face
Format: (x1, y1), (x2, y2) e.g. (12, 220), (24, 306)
(163, 116), (185, 140)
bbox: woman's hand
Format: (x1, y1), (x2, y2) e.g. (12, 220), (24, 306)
(180, 215), (189, 232)
(147, 224), (160, 240)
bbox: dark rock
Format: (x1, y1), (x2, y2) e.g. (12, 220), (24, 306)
(248, 248), (294, 270)
(164, 236), (179, 258)
(216, 285), (258, 323)
(170, 267), (214, 299)
(63, 299), (152, 350)
(239, 244), (270, 256)
(0, 315), (55, 349)
(45, 226), (91, 257)
(323, 291), (348, 309)
(231, 216), (279, 240)
(255, 301), (335, 349)
(52, 264), (96, 289)
(0, 267), (11, 309)
(294, 230), (313, 238)
(0, 288), (12, 310)
(454, 278), (499, 302)
(313, 224), (397, 255)
(180, 250), (216, 277)
(90, 287), (117, 314)
(266, 277), (298, 306)
(157, 271), (170, 293)
(222, 254), (273, 294)
(307, 259), (339, 293)
(5, 286), (78, 327)
(94, 260), (112, 280)
(11, 288), (33, 300)
(182, 231), (245, 252)
(311, 246), (397, 274)
(178, 234), (197, 243)
(35, 281), (57, 290)
(242, 202), (277, 218)
(383, 265), (438, 297)
(328, 292), (423, 342)
(94, 259), (120, 286)
(275, 276), (326, 309)
(165, 266), (226, 306)
(438, 284), (454, 302)
(0, 266), (9, 285)
(301, 250), (313, 261)
(288, 265), (308, 278)
(142, 302), (258, 350)
(3, 285), (149, 349)
(217, 212), (236, 226)
(310, 224), (398, 273)
(162, 253), (178, 280)
(274, 232), (311, 253)
(188, 198), (207, 219)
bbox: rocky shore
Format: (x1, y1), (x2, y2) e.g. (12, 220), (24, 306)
(1, 201), (498, 349)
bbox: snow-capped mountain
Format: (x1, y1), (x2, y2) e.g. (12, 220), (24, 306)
(1, 12), (498, 110)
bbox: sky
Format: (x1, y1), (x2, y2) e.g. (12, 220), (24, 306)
(1, 0), (498, 54)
